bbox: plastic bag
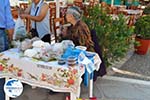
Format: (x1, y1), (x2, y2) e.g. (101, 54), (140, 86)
(13, 17), (26, 40)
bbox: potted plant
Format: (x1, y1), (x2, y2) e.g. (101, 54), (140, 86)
(143, 5), (150, 15)
(134, 15), (150, 55)
(83, 5), (134, 66)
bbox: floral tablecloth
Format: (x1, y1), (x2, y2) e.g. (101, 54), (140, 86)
(0, 48), (101, 100)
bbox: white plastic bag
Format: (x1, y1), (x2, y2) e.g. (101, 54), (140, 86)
(13, 17), (26, 40)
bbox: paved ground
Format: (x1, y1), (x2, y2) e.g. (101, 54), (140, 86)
(112, 51), (150, 81)
(10, 50), (150, 100)
(11, 75), (150, 100)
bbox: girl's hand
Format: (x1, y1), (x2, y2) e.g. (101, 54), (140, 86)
(20, 14), (30, 19)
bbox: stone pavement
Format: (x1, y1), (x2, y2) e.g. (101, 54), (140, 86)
(11, 75), (150, 100)
(112, 51), (150, 81)
(98, 76), (150, 100)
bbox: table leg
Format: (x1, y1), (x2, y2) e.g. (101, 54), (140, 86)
(128, 15), (135, 27)
(70, 92), (76, 100)
(5, 77), (10, 100)
(89, 79), (93, 98)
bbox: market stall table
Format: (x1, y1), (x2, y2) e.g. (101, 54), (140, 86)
(0, 48), (101, 100)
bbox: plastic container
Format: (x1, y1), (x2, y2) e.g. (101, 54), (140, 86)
(75, 46), (87, 51)
(67, 56), (77, 66)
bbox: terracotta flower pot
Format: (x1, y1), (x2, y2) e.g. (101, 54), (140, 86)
(134, 37), (150, 55)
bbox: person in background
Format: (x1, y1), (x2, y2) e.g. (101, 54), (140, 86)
(9, 0), (19, 7)
(0, 0), (15, 100)
(60, 6), (106, 81)
(20, 0), (51, 43)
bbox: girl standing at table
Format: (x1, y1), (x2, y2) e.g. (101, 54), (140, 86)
(20, 0), (52, 43)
